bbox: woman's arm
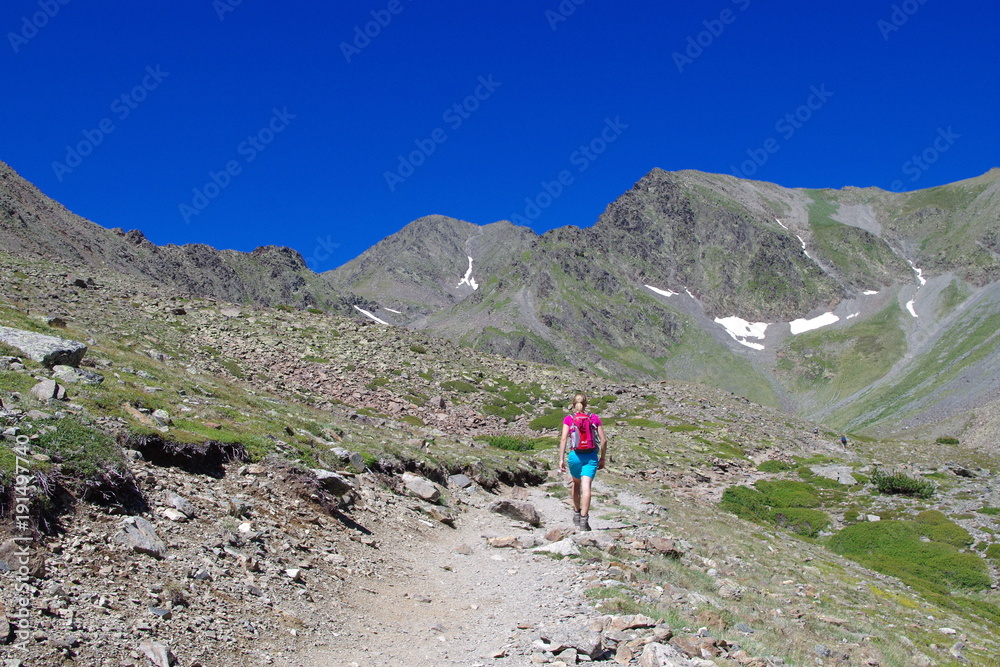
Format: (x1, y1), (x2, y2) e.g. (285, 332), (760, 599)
(558, 423), (570, 473)
(597, 424), (607, 469)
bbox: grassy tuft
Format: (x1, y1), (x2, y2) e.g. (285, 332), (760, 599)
(757, 460), (794, 473)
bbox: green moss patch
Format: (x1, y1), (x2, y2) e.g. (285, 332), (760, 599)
(828, 520), (991, 594)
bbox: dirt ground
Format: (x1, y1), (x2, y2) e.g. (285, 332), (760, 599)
(285, 484), (604, 666)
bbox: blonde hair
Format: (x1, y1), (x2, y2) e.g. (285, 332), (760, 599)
(572, 392), (588, 413)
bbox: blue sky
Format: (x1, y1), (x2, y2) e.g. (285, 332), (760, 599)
(2, 0), (997, 271)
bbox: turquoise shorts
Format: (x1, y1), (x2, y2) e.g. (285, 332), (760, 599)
(568, 448), (600, 479)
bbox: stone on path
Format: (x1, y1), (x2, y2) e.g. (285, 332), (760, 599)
(534, 538), (580, 556)
(488, 499), (541, 526)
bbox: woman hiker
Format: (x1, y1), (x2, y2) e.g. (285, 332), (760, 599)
(558, 392), (607, 531)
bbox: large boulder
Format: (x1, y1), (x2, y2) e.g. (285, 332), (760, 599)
(0, 326), (87, 367)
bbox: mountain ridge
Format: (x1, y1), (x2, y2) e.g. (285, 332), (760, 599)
(4, 158), (1000, 445)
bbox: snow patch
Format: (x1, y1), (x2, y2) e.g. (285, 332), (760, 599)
(353, 305), (389, 325)
(789, 312), (839, 334)
(715, 316), (769, 350)
(384, 307), (401, 314)
(684, 288), (695, 299)
(907, 260), (927, 286)
(775, 218), (788, 230)
(863, 290), (879, 296)
(796, 235), (813, 259)
(847, 312), (859, 320)
(645, 285), (678, 297)
(906, 300), (918, 318)
(456, 256), (479, 290)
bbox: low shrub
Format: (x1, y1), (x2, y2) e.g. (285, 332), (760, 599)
(976, 507), (1000, 516)
(871, 466), (935, 499)
(486, 435), (534, 452)
(409, 343), (427, 354)
(771, 507), (829, 538)
(442, 380), (477, 393)
(754, 479), (820, 508)
(529, 410), (565, 431)
(757, 460), (793, 473)
(626, 418), (664, 428)
(936, 436), (960, 445)
(719, 485), (770, 523)
(829, 520), (991, 592)
(985, 544), (1000, 561)
(914, 510), (973, 548)
(483, 400), (523, 422)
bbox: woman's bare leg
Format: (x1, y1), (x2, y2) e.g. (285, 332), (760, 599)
(579, 476), (593, 516)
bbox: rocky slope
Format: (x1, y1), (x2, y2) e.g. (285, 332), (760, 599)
(2, 250), (1000, 666)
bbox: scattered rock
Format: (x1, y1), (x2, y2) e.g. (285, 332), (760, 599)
(348, 451), (366, 472)
(639, 642), (699, 666)
(164, 492), (196, 518)
(51, 364), (104, 385)
(312, 468), (355, 497)
(448, 473), (473, 488)
(30, 379), (67, 401)
(139, 639), (176, 667)
(401, 473), (440, 502)
(113, 516), (167, 559)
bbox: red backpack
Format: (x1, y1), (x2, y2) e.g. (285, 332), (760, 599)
(570, 413), (597, 452)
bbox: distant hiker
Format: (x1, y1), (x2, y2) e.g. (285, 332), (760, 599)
(813, 427), (819, 439)
(557, 392), (607, 531)
(841, 434), (848, 448)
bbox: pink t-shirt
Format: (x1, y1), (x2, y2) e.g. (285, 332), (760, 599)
(563, 413), (602, 428)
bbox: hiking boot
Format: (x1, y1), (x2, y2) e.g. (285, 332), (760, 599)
(572, 511), (581, 528)
(580, 515), (591, 531)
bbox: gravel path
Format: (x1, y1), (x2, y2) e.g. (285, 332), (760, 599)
(287, 485), (602, 666)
